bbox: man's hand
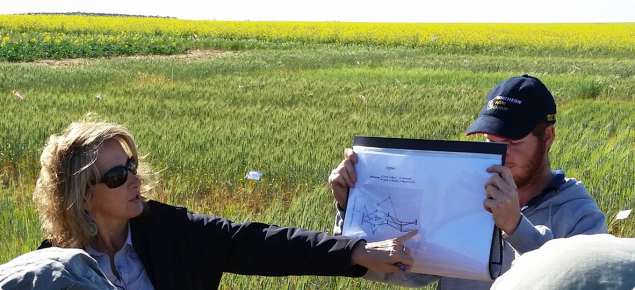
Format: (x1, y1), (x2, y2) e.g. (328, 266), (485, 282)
(328, 148), (358, 208)
(483, 165), (522, 235)
(351, 229), (418, 273)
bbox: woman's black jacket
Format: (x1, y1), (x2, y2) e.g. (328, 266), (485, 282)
(39, 200), (367, 290)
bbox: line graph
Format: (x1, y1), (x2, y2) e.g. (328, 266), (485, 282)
(360, 195), (417, 234)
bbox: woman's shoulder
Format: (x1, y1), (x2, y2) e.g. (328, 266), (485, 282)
(134, 200), (191, 226)
(136, 200), (241, 232)
(144, 200), (188, 213)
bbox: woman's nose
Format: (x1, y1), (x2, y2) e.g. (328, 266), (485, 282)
(128, 172), (142, 188)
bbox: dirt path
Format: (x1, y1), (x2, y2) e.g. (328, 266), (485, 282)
(26, 49), (236, 67)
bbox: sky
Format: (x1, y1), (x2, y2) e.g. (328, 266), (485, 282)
(3, 0), (635, 23)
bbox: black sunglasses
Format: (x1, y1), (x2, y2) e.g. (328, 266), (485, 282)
(93, 158), (138, 188)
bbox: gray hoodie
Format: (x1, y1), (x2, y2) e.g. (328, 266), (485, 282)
(334, 171), (608, 289)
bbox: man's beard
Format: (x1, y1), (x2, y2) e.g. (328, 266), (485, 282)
(513, 141), (548, 189)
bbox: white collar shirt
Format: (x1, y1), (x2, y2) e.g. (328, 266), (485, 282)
(86, 223), (154, 290)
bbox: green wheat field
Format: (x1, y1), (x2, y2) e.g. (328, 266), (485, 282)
(1, 15), (635, 289)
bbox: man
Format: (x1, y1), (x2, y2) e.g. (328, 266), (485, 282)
(328, 74), (608, 289)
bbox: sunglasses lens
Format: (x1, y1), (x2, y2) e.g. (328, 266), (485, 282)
(128, 159), (138, 175)
(102, 167), (128, 188)
(95, 158), (138, 189)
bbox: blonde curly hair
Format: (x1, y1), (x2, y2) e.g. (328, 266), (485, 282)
(33, 120), (154, 249)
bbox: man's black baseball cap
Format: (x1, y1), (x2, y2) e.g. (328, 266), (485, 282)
(465, 74), (556, 140)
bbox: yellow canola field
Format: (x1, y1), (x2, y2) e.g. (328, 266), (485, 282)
(0, 31), (175, 48)
(1, 15), (634, 51)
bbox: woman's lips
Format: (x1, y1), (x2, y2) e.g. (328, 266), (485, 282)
(130, 194), (141, 202)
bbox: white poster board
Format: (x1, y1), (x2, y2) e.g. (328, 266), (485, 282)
(342, 136), (505, 281)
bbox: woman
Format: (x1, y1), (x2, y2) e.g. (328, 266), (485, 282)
(33, 120), (416, 290)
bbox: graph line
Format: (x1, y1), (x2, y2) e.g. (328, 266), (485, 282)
(360, 195), (417, 233)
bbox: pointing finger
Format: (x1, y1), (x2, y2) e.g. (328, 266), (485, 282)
(395, 229), (418, 244)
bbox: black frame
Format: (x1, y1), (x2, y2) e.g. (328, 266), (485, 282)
(354, 136), (507, 165)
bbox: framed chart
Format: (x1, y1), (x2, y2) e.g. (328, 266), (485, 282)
(342, 136), (506, 281)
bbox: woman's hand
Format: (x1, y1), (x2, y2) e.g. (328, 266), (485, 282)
(350, 229), (418, 273)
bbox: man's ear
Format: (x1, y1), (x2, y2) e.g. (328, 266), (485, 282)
(544, 124), (555, 150)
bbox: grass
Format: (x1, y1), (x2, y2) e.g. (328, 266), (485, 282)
(1, 19), (635, 289)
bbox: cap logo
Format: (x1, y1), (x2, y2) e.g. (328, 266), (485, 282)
(547, 114), (556, 122)
(487, 96), (522, 111)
